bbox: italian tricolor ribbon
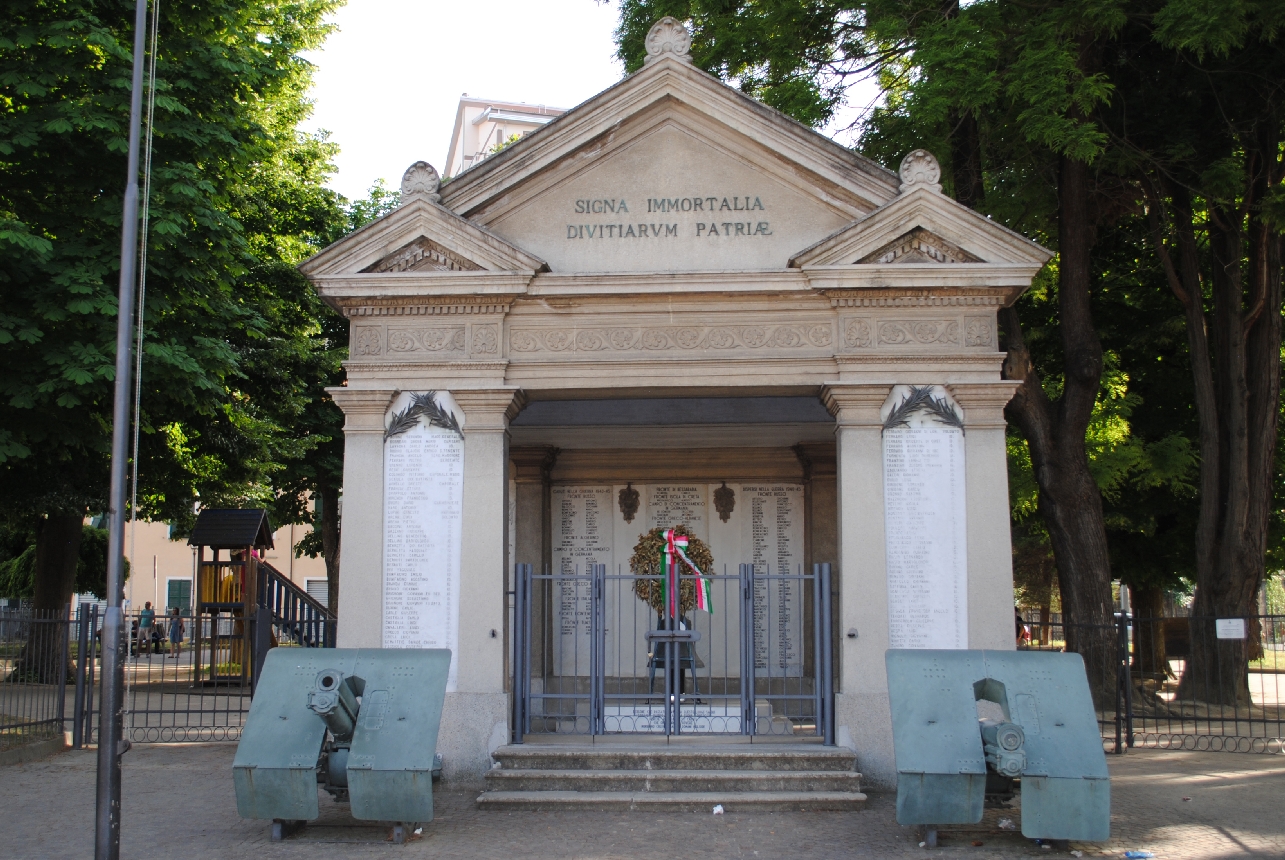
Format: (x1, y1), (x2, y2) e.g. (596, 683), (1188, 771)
(659, 529), (713, 618)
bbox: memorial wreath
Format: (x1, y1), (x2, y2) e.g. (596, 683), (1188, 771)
(630, 525), (715, 616)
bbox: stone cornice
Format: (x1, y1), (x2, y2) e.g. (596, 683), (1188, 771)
(340, 295), (515, 317)
(804, 264), (1042, 306)
(822, 287), (1008, 308)
(527, 269), (809, 297)
(343, 360), (510, 374)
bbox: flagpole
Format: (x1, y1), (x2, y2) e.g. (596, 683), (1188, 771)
(97, 0), (149, 856)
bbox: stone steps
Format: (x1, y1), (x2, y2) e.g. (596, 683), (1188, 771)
(475, 789), (867, 812)
(485, 767), (864, 793)
(477, 744), (866, 811)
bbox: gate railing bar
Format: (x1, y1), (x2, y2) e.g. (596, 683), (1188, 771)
(741, 563), (754, 736)
(820, 563), (835, 745)
(73, 603), (91, 748)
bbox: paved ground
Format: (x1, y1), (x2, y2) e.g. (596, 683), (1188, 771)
(1, 744), (1282, 859)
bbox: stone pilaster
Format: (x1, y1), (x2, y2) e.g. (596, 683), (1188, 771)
(325, 387), (397, 648)
(949, 381), (1020, 650)
(820, 384), (896, 786)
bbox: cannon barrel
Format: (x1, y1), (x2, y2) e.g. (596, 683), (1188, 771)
(307, 669), (359, 741)
(979, 718), (1026, 777)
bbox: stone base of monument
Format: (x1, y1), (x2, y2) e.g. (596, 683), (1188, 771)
(476, 745), (866, 811)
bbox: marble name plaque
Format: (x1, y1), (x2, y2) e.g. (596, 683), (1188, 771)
(382, 399), (463, 690)
(883, 425), (968, 649)
(549, 481), (803, 678)
(551, 486), (613, 674)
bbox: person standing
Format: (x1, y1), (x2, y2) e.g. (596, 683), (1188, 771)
(168, 607), (184, 658)
(137, 601), (155, 657)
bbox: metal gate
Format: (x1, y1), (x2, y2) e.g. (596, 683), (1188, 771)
(511, 562), (834, 741)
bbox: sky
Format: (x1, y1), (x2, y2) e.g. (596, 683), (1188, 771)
(300, 1), (879, 203)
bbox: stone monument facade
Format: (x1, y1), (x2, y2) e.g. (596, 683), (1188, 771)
(303, 19), (1051, 785)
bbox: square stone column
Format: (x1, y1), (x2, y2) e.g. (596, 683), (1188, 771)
(821, 384), (894, 785)
(440, 388), (523, 781)
(326, 388), (396, 648)
(949, 382), (1020, 650)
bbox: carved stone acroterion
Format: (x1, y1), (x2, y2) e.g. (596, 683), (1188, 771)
(400, 160), (442, 203)
(898, 149), (942, 193)
(644, 16), (692, 65)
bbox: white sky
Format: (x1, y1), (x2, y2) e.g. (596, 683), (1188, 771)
(300, 1), (879, 202)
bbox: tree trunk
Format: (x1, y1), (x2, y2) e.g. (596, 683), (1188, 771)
(1128, 583), (1168, 680)
(320, 483), (341, 618)
(948, 108), (985, 209)
(12, 512), (83, 683)
(1149, 132), (1283, 706)
(1000, 156), (1116, 705)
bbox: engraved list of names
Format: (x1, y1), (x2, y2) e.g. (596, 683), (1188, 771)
(383, 419), (464, 691)
(551, 486), (613, 675)
(743, 485), (803, 676)
(883, 426), (968, 649)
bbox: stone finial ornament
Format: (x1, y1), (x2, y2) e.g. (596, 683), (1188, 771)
(644, 16), (692, 65)
(400, 161), (441, 203)
(898, 149), (942, 193)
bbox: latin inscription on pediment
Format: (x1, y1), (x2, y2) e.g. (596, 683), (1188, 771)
(857, 227), (981, 265)
(484, 124), (854, 272)
(362, 236), (483, 273)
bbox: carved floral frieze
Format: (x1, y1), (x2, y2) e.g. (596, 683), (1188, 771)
(387, 326), (467, 353)
(842, 315), (996, 349)
(879, 319), (959, 346)
(509, 323), (833, 353)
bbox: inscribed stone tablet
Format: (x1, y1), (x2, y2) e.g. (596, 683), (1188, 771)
(382, 418), (463, 690)
(883, 426), (968, 649)
(551, 486), (613, 675)
(742, 485), (804, 676)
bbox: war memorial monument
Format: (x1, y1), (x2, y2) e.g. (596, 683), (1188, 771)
(299, 18), (1051, 789)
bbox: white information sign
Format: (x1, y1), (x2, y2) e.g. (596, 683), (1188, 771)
(382, 399), (464, 691)
(883, 424), (968, 649)
(1215, 618), (1246, 640)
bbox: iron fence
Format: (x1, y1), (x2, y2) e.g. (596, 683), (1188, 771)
(0, 602), (336, 750)
(1019, 611), (1285, 754)
(512, 562), (834, 741)
(0, 608), (70, 752)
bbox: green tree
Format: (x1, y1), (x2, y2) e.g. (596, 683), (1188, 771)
(0, 0), (343, 630)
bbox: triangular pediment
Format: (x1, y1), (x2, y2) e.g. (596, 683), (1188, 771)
(790, 186), (1053, 268)
(436, 56), (901, 274)
(857, 227), (982, 265)
(299, 195), (547, 278)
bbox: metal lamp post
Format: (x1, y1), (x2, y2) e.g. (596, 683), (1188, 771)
(96, 0), (149, 856)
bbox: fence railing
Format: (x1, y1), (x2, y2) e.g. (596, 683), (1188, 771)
(1019, 611), (1285, 754)
(0, 608), (70, 752)
(1, 602), (336, 750)
(512, 562), (835, 741)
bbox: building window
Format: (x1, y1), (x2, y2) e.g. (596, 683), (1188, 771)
(305, 578), (329, 608)
(167, 578), (192, 614)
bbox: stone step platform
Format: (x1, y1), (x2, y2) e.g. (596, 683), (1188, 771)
(478, 744), (865, 811)
(475, 789), (867, 812)
(485, 767), (864, 793)
(489, 744), (859, 772)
